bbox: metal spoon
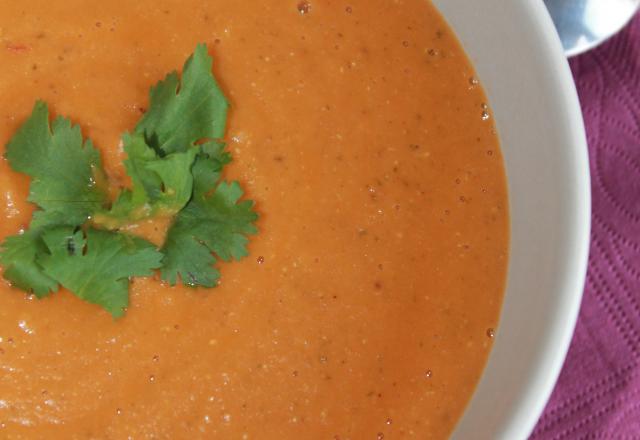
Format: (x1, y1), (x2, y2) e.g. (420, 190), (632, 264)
(544, 0), (640, 56)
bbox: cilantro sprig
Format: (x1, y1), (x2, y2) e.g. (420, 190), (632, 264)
(0, 44), (258, 318)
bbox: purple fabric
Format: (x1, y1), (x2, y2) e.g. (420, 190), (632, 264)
(530, 15), (640, 440)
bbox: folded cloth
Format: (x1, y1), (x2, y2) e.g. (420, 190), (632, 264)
(531, 14), (640, 440)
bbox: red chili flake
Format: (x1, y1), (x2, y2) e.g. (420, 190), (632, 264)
(6, 43), (29, 53)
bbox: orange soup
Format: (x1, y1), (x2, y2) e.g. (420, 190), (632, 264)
(0, 0), (509, 438)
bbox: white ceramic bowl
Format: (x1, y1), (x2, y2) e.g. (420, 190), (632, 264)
(430, 1), (591, 438)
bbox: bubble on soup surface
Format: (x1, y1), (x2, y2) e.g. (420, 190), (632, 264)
(297, 1), (311, 14)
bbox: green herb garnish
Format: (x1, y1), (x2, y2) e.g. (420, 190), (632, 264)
(4, 101), (108, 227)
(38, 227), (163, 318)
(0, 44), (259, 318)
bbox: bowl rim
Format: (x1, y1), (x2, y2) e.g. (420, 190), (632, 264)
(503, 3), (591, 437)
(435, 0), (592, 438)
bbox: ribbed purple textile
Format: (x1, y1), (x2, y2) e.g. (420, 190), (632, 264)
(531, 15), (640, 440)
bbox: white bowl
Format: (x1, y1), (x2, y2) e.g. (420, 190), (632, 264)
(430, 1), (591, 438)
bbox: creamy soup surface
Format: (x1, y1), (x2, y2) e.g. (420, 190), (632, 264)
(0, 0), (509, 438)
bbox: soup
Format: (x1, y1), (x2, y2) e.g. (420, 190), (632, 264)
(0, 0), (509, 438)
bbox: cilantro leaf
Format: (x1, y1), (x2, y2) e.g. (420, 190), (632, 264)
(0, 230), (58, 298)
(38, 227), (163, 318)
(161, 181), (258, 287)
(93, 133), (198, 229)
(160, 229), (220, 287)
(4, 101), (107, 226)
(192, 141), (231, 197)
(135, 44), (229, 155)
